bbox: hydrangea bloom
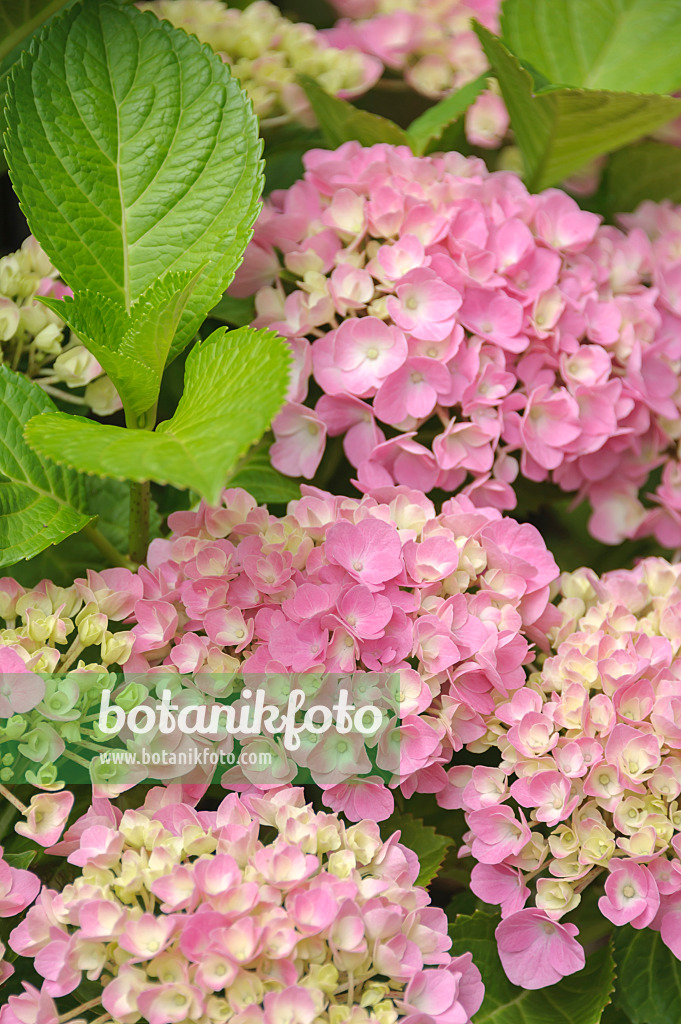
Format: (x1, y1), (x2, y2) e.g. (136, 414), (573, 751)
(140, 0), (381, 128)
(6, 786), (484, 1024)
(232, 141), (681, 547)
(324, 0), (501, 104)
(455, 557), (681, 972)
(0, 570), (139, 789)
(116, 485), (558, 819)
(0, 237), (121, 416)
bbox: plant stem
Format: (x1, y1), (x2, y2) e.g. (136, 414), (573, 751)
(128, 480), (150, 564)
(0, 782), (28, 814)
(82, 524), (135, 570)
(58, 998), (104, 1022)
(124, 404), (156, 565)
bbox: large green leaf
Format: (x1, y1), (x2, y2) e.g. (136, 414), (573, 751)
(298, 75), (409, 149)
(0, 366), (92, 566)
(476, 24), (681, 190)
(4, 0), (263, 362)
(604, 140), (681, 213)
(24, 327), (291, 506)
(449, 910), (615, 1024)
(614, 926), (681, 1024)
(406, 73), (488, 156)
(502, 0), (681, 95)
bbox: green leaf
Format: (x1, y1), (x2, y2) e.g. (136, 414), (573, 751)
(390, 814), (453, 888)
(5, 0), (263, 362)
(298, 74), (409, 149)
(41, 270), (203, 416)
(501, 0), (681, 95)
(0, 366), (92, 566)
(450, 910), (615, 1024)
(209, 293), (256, 328)
(476, 24), (681, 190)
(614, 925), (681, 1024)
(229, 446), (301, 504)
(24, 327), (291, 506)
(8, 477), (161, 587)
(406, 73), (488, 156)
(3, 850), (37, 869)
(605, 140), (681, 213)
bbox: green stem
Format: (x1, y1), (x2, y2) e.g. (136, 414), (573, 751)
(124, 404), (157, 566)
(0, 782), (27, 814)
(82, 524), (135, 570)
(129, 480), (150, 565)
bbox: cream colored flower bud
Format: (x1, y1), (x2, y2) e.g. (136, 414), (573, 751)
(32, 323), (63, 355)
(85, 376), (122, 416)
(54, 345), (102, 388)
(327, 849), (356, 877)
(0, 298), (20, 341)
(100, 631), (135, 666)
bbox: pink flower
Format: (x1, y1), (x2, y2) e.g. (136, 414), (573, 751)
(0, 647), (44, 716)
(374, 356), (451, 424)
(327, 316), (408, 393)
(325, 517), (402, 587)
(495, 909), (585, 988)
(387, 270), (461, 341)
(467, 806), (531, 865)
(470, 863), (530, 918)
(517, 387), (582, 473)
(0, 847), (40, 917)
(131, 599), (178, 653)
(15, 791), (74, 847)
(270, 402), (327, 479)
(599, 861), (660, 928)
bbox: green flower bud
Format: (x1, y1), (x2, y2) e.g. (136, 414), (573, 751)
(4, 715), (27, 740)
(115, 682), (149, 712)
(25, 763), (59, 787)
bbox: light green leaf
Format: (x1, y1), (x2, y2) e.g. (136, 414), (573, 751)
(209, 293), (256, 327)
(41, 270), (203, 416)
(298, 75), (409, 149)
(476, 24), (681, 190)
(450, 910), (615, 1024)
(501, 0), (681, 95)
(614, 925), (681, 1024)
(0, 365), (92, 566)
(406, 73), (489, 155)
(605, 140), (681, 213)
(5, 0), (262, 362)
(391, 815), (453, 888)
(228, 447), (301, 504)
(25, 327), (291, 506)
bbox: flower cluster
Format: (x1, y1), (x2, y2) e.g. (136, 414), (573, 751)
(0, 570), (138, 788)
(0, 236), (121, 416)
(326, 0), (498, 107)
(5, 786), (483, 1024)
(450, 558), (681, 981)
(232, 141), (681, 547)
(121, 484), (558, 819)
(140, 0), (381, 128)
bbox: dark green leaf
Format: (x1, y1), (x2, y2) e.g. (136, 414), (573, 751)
(391, 814), (453, 888)
(614, 925), (681, 1024)
(605, 140), (681, 213)
(209, 293), (256, 327)
(298, 74), (409, 148)
(229, 447), (301, 504)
